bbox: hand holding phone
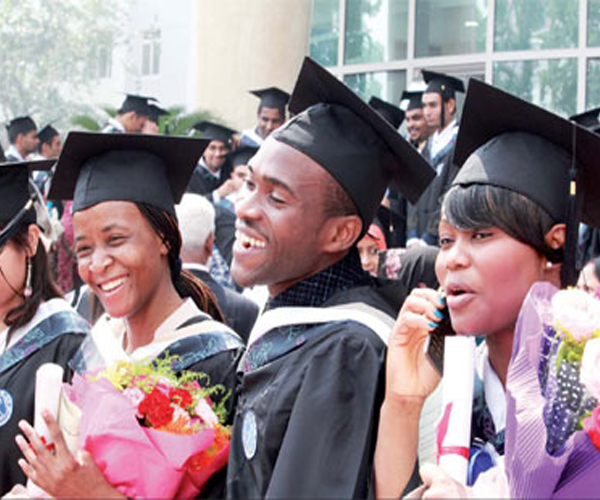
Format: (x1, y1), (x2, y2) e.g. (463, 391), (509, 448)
(425, 304), (456, 375)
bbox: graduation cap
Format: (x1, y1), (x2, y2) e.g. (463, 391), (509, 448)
(37, 124), (59, 145)
(401, 90), (424, 111)
(0, 159), (55, 241)
(452, 78), (600, 286)
(275, 57), (435, 234)
(147, 104), (169, 125)
(6, 116), (37, 140)
(422, 70), (465, 101)
(191, 121), (237, 145)
(250, 87), (290, 111)
(48, 132), (210, 217)
(227, 145), (258, 168)
(570, 107), (600, 134)
(368, 96), (405, 129)
(372, 205), (404, 248)
(118, 94), (156, 116)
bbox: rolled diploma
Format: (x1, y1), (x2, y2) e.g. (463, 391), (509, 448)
(27, 363), (64, 496)
(438, 336), (476, 484)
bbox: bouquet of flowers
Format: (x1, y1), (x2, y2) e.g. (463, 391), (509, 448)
(63, 357), (230, 499)
(502, 283), (600, 498)
(538, 288), (600, 455)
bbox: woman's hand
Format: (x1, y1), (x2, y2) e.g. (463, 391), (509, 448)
(420, 464), (472, 499)
(15, 410), (125, 499)
(386, 288), (443, 402)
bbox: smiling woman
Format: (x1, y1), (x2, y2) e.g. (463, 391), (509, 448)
(8, 133), (245, 499)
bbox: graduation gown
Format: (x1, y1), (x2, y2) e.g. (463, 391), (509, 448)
(4, 145), (24, 163)
(186, 161), (232, 197)
(226, 282), (396, 499)
(100, 119), (125, 134)
(239, 128), (263, 148)
(0, 301), (89, 495)
(406, 123), (460, 245)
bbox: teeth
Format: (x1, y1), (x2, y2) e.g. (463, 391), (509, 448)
(99, 277), (126, 292)
(236, 231), (266, 249)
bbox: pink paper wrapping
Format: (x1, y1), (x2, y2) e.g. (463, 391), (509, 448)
(64, 373), (228, 499)
(504, 282), (600, 498)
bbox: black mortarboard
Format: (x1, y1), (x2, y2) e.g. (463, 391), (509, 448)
(48, 132), (209, 217)
(37, 124), (59, 145)
(118, 94), (156, 116)
(0, 159), (54, 226)
(191, 121), (237, 145)
(401, 90), (424, 111)
(452, 79), (600, 286)
(369, 96), (405, 129)
(372, 205), (404, 248)
(227, 146), (258, 168)
(147, 104), (169, 125)
(570, 107), (600, 134)
(274, 57), (435, 233)
(6, 116), (37, 138)
(250, 87), (290, 110)
(422, 70), (465, 101)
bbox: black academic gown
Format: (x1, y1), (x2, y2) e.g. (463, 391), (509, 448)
(406, 127), (459, 245)
(187, 161), (232, 197)
(226, 281), (397, 499)
(214, 205), (236, 268)
(188, 268), (259, 344)
(0, 307), (89, 495)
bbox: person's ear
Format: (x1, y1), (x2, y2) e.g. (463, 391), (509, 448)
(446, 98), (456, 117)
(25, 224), (40, 257)
(541, 223), (566, 285)
(205, 231), (215, 256)
(319, 215), (363, 255)
(544, 223), (566, 250)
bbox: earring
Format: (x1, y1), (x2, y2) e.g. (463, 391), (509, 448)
(23, 257), (32, 298)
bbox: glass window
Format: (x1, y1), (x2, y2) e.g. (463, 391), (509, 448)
(344, 0), (408, 65)
(97, 46), (112, 79)
(587, 59), (600, 108)
(415, 0), (486, 57)
(343, 70), (406, 104)
(588, 0), (600, 47)
(495, 0), (578, 52)
(141, 30), (161, 77)
(493, 59), (577, 117)
(310, 0), (339, 67)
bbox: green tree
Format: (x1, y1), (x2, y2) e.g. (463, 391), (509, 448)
(0, 0), (124, 125)
(71, 106), (220, 136)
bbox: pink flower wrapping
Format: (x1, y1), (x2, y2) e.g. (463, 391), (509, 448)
(64, 373), (228, 499)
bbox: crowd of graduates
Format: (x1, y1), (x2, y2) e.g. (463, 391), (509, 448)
(0, 55), (599, 498)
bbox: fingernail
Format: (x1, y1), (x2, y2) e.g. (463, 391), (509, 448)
(434, 309), (444, 319)
(428, 321), (439, 329)
(438, 296), (446, 305)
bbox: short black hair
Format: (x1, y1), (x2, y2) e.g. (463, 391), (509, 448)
(443, 183), (562, 263)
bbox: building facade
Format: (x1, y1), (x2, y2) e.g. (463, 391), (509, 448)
(310, 0), (600, 117)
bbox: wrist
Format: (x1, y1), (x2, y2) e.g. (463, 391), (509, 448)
(382, 393), (425, 417)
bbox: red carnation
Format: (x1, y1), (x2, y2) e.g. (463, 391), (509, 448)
(169, 387), (193, 409)
(584, 406), (600, 452)
(139, 387), (174, 428)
